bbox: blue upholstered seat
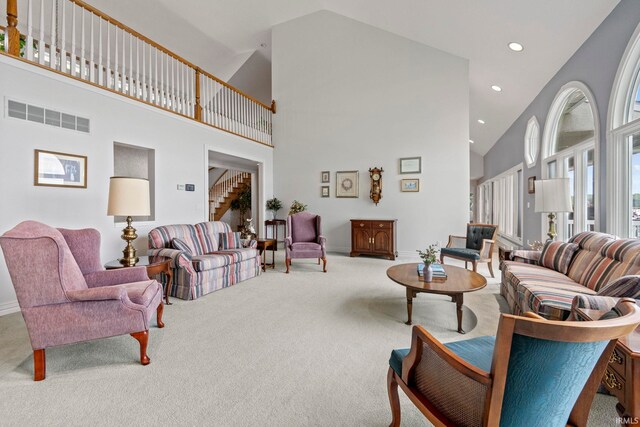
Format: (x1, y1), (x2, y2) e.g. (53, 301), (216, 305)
(389, 336), (496, 375)
(440, 247), (481, 261)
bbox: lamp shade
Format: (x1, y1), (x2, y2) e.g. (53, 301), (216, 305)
(535, 178), (573, 213)
(107, 177), (150, 216)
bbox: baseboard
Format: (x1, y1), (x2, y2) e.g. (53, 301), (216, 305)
(327, 247), (417, 259)
(0, 300), (20, 317)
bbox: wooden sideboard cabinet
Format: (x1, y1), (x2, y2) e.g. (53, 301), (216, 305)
(350, 219), (397, 260)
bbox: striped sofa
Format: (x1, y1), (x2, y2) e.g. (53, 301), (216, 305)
(501, 231), (640, 320)
(148, 221), (261, 300)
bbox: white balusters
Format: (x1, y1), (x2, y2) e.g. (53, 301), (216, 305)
(80, 7), (85, 79)
(38, 0), (44, 64)
(98, 18), (103, 86)
(26, 0), (34, 60)
(60, 0), (66, 72)
(70, 2), (76, 76)
(49, 0), (55, 69)
(89, 12), (95, 82)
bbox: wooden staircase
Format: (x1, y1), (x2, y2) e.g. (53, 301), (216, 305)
(209, 170), (251, 221)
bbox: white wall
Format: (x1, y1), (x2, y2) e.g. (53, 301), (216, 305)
(0, 56), (273, 314)
(470, 151), (484, 180)
(272, 11), (469, 255)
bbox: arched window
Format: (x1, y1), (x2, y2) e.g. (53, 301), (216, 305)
(524, 116), (540, 168)
(542, 82), (599, 241)
(608, 23), (640, 237)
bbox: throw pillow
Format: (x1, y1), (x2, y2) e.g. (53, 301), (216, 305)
(172, 238), (194, 255)
(598, 275), (640, 298)
(539, 241), (579, 275)
(219, 232), (242, 250)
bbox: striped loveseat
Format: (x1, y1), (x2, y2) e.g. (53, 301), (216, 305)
(148, 221), (261, 300)
(501, 231), (640, 320)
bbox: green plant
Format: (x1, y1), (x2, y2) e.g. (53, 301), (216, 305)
(266, 197), (283, 217)
(230, 186), (252, 223)
(417, 244), (439, 265)
(0, 33), (33, 57)
(288, 200), (307, 215)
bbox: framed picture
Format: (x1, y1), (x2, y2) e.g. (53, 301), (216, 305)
(399, 157), (421, 174)
(34, 149), (87, 188)
(528, 176), (536, 194)
(336, 171), (359, 198)
(321, 186), (330, 197)
(401, 179), (420, 192)
(321, 171), (330, 183)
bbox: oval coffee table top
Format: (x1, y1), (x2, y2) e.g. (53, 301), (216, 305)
(386, 263), (487, 295)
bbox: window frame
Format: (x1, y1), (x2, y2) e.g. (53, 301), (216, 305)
(524, 116), (540, 168)
(481, 163), (524, 245)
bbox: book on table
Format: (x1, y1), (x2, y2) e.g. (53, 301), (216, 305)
(417, 263), (447, 278)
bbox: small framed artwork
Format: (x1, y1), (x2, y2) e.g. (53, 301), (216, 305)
(321, 186), (330, 197)
(336, 171), (359, 198)
(399, 157), (421, 174)
(528, 176), (536, 194)
(401, 179), (420, 192)
(321, 171), (330, 183)
(34, 149), (87, 188)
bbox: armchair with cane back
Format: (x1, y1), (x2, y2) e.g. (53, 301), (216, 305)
(387, 297), (640, 427)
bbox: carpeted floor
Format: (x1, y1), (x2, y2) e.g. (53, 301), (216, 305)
(0, 253), (620, 426)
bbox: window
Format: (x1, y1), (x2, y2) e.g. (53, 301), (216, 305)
(608, 23), (640, 237)
(524, 116), (540, 168)
(113, 142), (155, 222)
(480, 164), (523, 244)
(542, 82), (599, 241)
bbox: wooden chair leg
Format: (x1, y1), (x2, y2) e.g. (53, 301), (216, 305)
(487, 261), (495, 278)
(465, 261), (468, 269)
(285, 258), (291, 273)
(387, 367), (401, 427)
(472, 261), (478, 273)
(33, 349), (45, 381)
(130, 330), (150, 365)
(322, 257), (327, 273)
(439, 254), (444, 264)
(157, 302), (165, 328)
(318, 257), (321, 265)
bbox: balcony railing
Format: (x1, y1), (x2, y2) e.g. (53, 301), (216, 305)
(1, 0), (274, 146)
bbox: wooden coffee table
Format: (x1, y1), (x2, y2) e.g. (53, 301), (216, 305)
(105, 256), (173, 305)
(386, 263), (487, 333)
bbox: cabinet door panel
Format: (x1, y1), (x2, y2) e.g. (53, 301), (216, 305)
(353, 229), (372, 252)
(372, 230), (391, 253)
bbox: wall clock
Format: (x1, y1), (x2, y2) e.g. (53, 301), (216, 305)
(369, 167), (383, 205)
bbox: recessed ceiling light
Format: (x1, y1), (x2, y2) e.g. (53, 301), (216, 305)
(478, 119), (485, 124)
(508, 42), (524, 52)
(491, 85), (502, 92)
(469, 139), (474, 144)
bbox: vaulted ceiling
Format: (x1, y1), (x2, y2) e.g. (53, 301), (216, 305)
(89, 0), (620, 156)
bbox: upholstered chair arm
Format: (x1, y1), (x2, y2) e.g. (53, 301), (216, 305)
(243, 239), (258, 249)
(84, 267), (149, 288)
(285, 236), (293, 248)
(511, 250), (542, 265)
(597, 275), (640, 299)
(66, 286), (127, 302)
(447, 235), (467, 248)
(318, 235), (327, 248)
(570, 295), (620, 320)
(147, 248), (194, 272)
(400, 325), (492, 419)
(479, 239), (495, 260)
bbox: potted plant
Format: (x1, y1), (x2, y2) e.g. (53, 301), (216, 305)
(266, 197), (283, 220)
(288, 200), (307, 215)
(230, 186), (252, 228)
(417, 244), (439, 282)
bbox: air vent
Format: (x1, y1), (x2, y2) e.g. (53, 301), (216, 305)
(6, 99), (90, 134)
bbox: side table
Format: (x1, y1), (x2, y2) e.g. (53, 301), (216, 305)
(105, 256), (173, 305)
(256, 238), (276, 271)
(264, 219), (286, 250)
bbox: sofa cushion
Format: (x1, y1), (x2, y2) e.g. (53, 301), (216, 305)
(291, 242), (321, 251)
(466, 225), (496, 251)
(194, 221), (232, 254)
(598, 275), (640, 298)
(566, 232), (617, 286)
(501, 261), (579, 290)
(148, 224), (205, 255)
(440, 247), (480, 261)
(219, 232), (242, 250)
(191, 249), (258, 272)
(570, 239), (640, 291)
(172, 238), (194, 254)
(517, 283), (596, 321)
(539, 241), (579, 275)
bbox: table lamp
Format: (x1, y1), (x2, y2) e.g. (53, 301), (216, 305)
(107, 177), (150, 266)
(535, 178), (573, 241)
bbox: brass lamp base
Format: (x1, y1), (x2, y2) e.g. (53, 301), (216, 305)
(546, 213), (557, 241)
(119, 216), (139, 267)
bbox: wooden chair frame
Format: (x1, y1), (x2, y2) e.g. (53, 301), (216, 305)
(440, 223), (498, 278)
(387, 299), (640, 427)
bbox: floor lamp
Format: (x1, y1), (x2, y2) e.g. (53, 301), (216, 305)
(107, 177), (150, 266)
(534, 178), (573, 241)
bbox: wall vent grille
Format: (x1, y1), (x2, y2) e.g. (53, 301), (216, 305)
(6, 99), (90, 134)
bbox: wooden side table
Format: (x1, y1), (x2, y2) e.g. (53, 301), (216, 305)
(105, 256), (173, 305)
(264, 219), (286, 250)
(256, 238), (276, 271)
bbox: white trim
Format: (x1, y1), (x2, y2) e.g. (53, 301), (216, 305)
(483, 162), (524, 245)
(608, 22), (640, 132)
(524, 116), (540, 168)
(0, 300), (20, 317)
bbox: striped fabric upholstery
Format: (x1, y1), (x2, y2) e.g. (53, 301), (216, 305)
(539, 241), (579, 275)
(219, 232), (242, 250)
(566, 232), (617, 287)
(599, 275), (640, 298)
(572, 239), (640, 291)
(148, 221), (261, 300)
(171, 238), (194, 257)
(571, 294), (619, 315)
(517, 283), (596, 321)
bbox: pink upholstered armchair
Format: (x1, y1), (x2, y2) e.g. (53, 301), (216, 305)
(0, 221), (164, 381)
(285, 212), (327, 273)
